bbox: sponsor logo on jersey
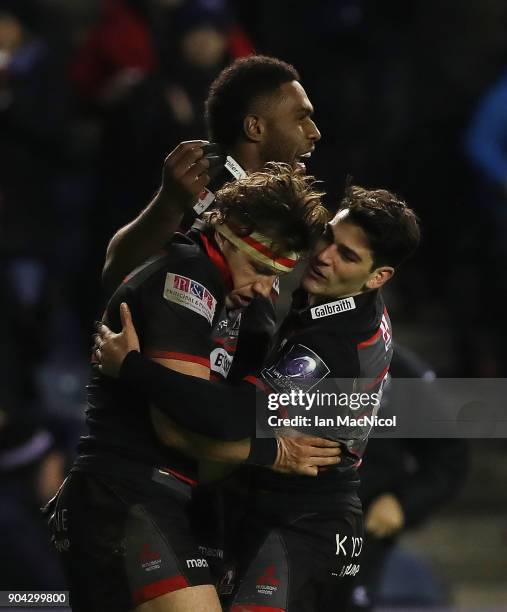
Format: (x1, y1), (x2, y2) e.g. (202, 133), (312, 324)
(214, 311), (242, 338)
(193, 187), (216, 215)
(186, 558), (209, 569)
(210, 347), (233, 378)
(225, 155), (247, 180)
(163, 273), (217, 324)
(139, 544), (162, 572)
(261, 343), (330, 393)
(51, 507), (71, 552)
(335, 534), (363, 558)
(310, 296), (356, 319)
(198, 546), (223, 559)
(338, 563), (361, 577)
(256, 565), (280, 596)
(380, 313), (392, 351)
(219, 567), (235, 596)
(210, 309), (242, 378)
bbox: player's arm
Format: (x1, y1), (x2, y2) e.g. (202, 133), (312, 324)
(118, 349), (341, 475)
(143, 355), (246, 461)
(135, 352), (337, 474)
(95, 305), (341, 475)
(139, 354), (264, 465)
(102, 140), (210, 294)
(149, 403), (340, 477)
(149, 406), (252, 463)
(96, 303), (263, 440)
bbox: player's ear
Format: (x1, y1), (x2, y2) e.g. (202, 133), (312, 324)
(243, 114), (264, 143)
(366, 266), (394, 290)
(214, 228), (237, 256)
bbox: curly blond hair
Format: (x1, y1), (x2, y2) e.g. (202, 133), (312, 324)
(204, 162), (328, 255)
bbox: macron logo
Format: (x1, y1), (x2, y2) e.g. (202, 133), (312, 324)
(310, 297), (356, 319)
(186, 558), (209, 569)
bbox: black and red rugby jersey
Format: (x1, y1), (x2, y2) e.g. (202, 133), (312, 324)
(249, 288), (393, 492)
(76, 228), (230, 482)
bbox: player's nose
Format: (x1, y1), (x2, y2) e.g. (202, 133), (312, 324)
(252, 277), (276, 298)
(314, 242), (335, 264)
(308, 119), (321, 142)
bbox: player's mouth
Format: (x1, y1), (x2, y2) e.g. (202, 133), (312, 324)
(294, 149), (314, 173)
(306, 262), (326, 281)
(227, 293), (252, 310)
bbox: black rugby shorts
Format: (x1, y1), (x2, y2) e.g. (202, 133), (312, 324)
(45, 469), (214, 611)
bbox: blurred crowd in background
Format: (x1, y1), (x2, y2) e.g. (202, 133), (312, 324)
(0, 0), (505, 607)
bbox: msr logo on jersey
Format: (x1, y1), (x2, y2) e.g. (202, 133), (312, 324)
(164, 273), (217, 324)
(139, 544), (162, 572)
(256, 565), (280, 596)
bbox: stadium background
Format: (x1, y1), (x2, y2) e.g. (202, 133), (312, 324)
(0, 0), (505, 609)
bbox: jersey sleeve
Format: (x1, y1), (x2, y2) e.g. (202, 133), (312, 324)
(118, 351), (258, 440)
(139, 254), (222, 368)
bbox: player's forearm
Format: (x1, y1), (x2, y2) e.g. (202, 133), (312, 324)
(150, 407), (251, 462)
(102, 189), (184, 294)
(120, 351), (257, 440)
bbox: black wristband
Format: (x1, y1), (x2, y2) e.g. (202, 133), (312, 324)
(119, 350), (144, 383)
(246, 437), (278, 466)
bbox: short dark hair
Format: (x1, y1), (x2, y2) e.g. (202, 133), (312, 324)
(339, 185), (420, 268)
(205, 162), (327, 255)
(205, 55), (300, 147)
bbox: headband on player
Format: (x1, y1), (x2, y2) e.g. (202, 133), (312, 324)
(214, 223), (299, 274)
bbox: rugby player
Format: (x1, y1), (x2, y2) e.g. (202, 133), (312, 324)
(46, 165), (336, 612)
(102, 55), (321, 385)
(95, 186), (421, 611)
(102, 54), (320, 293)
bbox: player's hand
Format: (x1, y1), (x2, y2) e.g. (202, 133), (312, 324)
(365, 493), (405, 538)
(272, 435), (341, 476)
(158, 140), (211, 210)
(94, 302), (140, 378)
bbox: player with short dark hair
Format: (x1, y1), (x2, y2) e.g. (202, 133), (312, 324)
(338, 186), (422, 268)
(95, 186), (421, 611)
(205, 55), (300, 149)
(102, 55), (320, 293)
(101, 54), (321, 391)
(46, 163), (336, 612)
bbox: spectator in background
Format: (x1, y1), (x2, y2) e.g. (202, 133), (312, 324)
(0, 263), (83, 593)
(0, 0), (72, 377)
(153, 0), (254, 135)
(465, 71), (507, 208)
(463, 72), (507, 375)
(0, 410), (66, 591)
(70, 0), (157, 108)
(70, 0), (254, 329)
(0, 1), (66, 264)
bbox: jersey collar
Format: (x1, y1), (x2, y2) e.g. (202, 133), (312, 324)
(198, 228), (233, 291)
